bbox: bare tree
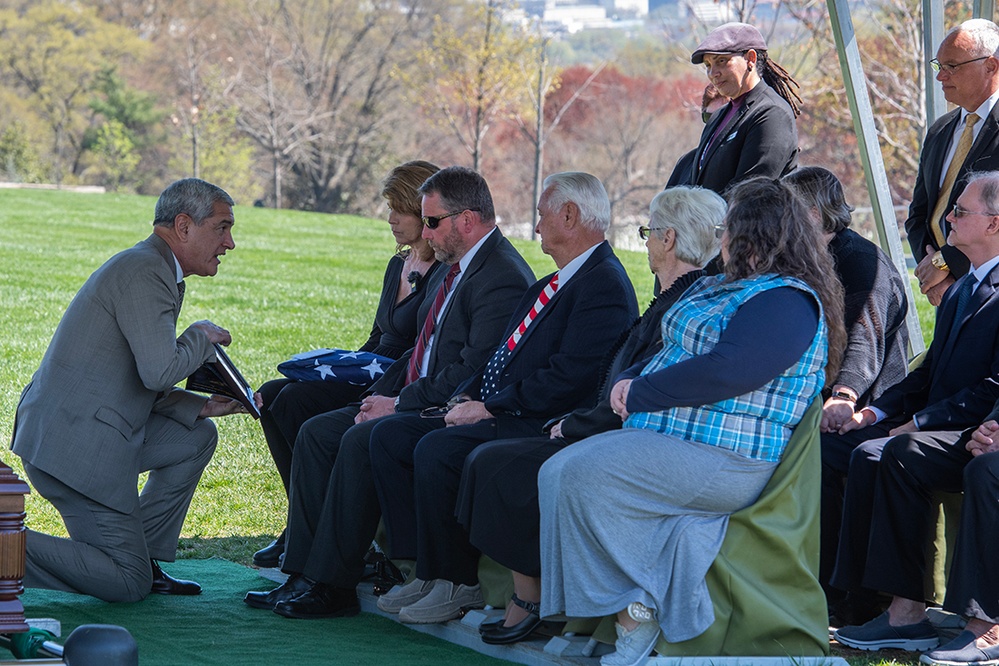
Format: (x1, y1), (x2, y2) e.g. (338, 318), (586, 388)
(544, 66), (704, 234)
(401, 0), (536, 173)
(512, 31), (606, 238)
(226, 0), (434, 212)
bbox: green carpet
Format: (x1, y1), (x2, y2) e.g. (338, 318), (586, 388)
(16, 559), (509, 665)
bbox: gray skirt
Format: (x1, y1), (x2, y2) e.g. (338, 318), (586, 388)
(538, 428), (778, 643)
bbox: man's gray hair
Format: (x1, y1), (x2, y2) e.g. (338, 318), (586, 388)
(966, 170), (999, 213)
(542, 172), (611, 233)
(649, 186), (725, 267)
(951, 19), (999, 57)
(153, 178), (234, 227)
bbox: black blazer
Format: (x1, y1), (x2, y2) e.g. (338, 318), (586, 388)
(905, 103), (999, 277)
(871, 261), (999, 429)
(668, 82), (798, 194)
(456, 241), (639, 436)
(558, 270), (704, 442)
(369, 228), (535, 411)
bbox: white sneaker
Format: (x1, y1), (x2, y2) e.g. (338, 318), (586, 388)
(398, 579), (484, 624)
(627, 602), (656, 624)
(376, 578), (435, 614)
(600, 621), (661, 666)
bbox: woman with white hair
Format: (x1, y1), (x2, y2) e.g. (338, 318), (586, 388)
(455, 186), (726, 646)
(539, 178), (845, 665)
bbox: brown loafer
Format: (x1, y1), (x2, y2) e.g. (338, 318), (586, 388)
(150, 560), (201, 595)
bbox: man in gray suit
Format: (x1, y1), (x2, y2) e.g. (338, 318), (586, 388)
(11, 178), (254, 602)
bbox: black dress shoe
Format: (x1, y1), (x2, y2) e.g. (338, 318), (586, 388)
(478, 615), (505, 634)
(481, 613), (544, 644)
(150, 560), (201, 595)
(480, 594), (543, 645)
(273, 583), (360, 619)
(252, 532), (286, 568)
(244, 574), (311, 610)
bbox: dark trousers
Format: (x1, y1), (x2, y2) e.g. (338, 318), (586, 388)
(457, 436), (564, 578)
(947, 451), (999, 622)
(820, 419), (900, 593)
(283, 405), (398, 588)
(368, 412), (539, 586)
(259, 378), (366, 495)
(23, 415), (217, 602)
(832, 427), (999, 622)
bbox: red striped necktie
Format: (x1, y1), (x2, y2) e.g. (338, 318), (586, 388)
(479, 274), (560, 399)
(505, 274), (559, 350)
(406, 263), (461, 385)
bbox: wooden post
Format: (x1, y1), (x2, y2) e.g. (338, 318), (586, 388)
(0, 462), (29, 633)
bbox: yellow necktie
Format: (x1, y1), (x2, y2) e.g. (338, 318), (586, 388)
(930, 112), (980, 247)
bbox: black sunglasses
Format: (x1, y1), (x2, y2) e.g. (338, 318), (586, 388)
(422, 208), (480, 229)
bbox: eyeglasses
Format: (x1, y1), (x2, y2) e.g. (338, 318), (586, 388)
(930, 56), (990, 73)
(714, 224), (726, 239)
(421, 208), (480, 229)
(951, 203), (999, 219)
(638, 226), (668, 241)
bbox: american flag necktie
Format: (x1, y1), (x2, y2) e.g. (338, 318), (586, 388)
(479, 274), (559, 399)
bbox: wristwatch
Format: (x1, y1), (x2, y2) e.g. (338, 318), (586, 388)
(831, 390), (857, 403)
(931, 251), (949, 272)
(394, 396), (400, 411)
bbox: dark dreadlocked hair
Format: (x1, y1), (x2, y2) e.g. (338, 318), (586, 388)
(756, 51), (802, 117)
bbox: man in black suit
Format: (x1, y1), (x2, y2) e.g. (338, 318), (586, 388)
(829, 408), (999, 664)
(824, 172), (999, 653)
(243, 166), (535, 617)
(367, 172), (639, 624)
(909, 19), (999, 305)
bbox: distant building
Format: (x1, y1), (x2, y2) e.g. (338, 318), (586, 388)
(544, 4), (611, 32)
(500, 0), (649, 32)
(603, 0), (649, 15)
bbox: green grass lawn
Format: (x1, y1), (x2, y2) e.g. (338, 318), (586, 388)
(0, 187), (658, 560)
(0, 188), (936, 666)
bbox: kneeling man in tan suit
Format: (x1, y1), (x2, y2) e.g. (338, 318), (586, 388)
(11, 178), (256, 602)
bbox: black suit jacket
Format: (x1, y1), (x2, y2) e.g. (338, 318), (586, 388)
(905, 104), (999, 277)
(368, 228), (535, 411)
(455, 241), (639, 437)
(557, 270), (703, 442)
(871, 261), (999, 429)
(667, 82), (798, 195)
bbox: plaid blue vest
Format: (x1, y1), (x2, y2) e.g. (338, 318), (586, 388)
(624, 274), (827, 462)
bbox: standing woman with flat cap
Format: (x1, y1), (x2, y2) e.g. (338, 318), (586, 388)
(667, 22), (802, 195)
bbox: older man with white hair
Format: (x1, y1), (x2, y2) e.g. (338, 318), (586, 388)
(368, 172), (640, 624)
(832, 171), (999, 661)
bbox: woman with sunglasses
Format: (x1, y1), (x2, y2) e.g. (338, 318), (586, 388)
(252, 161), (445, 568)
(538, 178), (845, 665)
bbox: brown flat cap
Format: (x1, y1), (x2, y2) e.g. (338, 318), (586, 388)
(691, 23), (767, 64)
